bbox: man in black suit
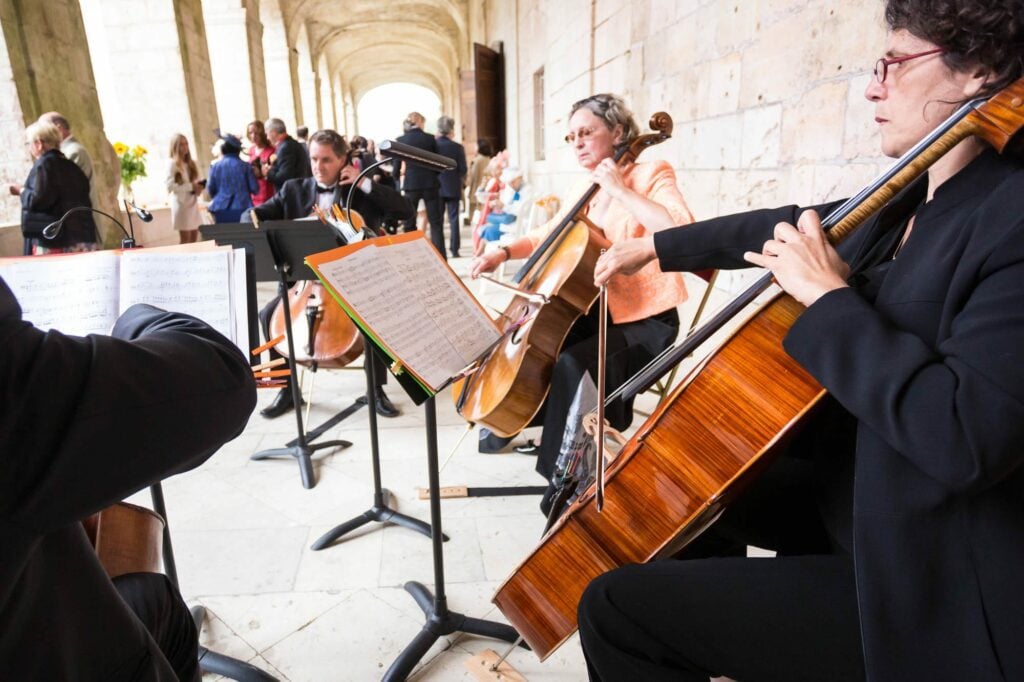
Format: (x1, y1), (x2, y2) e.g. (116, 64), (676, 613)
(0, 280), (256, 680)
(263, 118), (310, 191)
(245, 129), (414, 419)
(396, 112), (445, 257)
(435, 116), (467, 258)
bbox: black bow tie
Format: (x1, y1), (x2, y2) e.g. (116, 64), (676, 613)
(316, 184), (336, 194)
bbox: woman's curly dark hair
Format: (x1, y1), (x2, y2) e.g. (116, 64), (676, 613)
(886, 0), (1024, 97)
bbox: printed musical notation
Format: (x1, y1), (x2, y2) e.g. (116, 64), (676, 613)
(313, 234), (500, 392)
(120, 251), (234, 342)
(0, 245), (247, 352)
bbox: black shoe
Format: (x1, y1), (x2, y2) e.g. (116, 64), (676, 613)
(359, 387), (400, 418)
(451, 251), (461, 258)
(478, 428), (514, 454)
(261, 387), (303, 419)
(514, 439), (539, 454)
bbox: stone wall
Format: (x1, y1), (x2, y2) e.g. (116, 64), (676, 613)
(0, 0), (121, 243)
(481, 0), (890, 226)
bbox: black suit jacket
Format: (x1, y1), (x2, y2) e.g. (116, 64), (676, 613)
(20, 149), (96, 247)
(244, 176), (413, 229)
(0, 285), (256, 679)
(395, 127), (440, 192)
(654, 149), (1024, 680)
(266, 136), (310, 189)
(435, 136), (467, 199)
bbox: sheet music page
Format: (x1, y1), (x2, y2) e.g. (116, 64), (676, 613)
(230, 248), (248, 354)
(316, 245), (465, 390)
(119, 250), (236, 344)
(0, 251), (121, 336)
(378, 238), (500, 365)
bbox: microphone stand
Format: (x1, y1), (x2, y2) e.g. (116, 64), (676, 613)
(312, 157), (438, 549)
(334, 148), (523, 679)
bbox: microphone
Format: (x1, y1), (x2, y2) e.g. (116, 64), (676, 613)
(378, 139), (456, 171)
(42, 205), (137, 248)
(130, 202), (153, 223)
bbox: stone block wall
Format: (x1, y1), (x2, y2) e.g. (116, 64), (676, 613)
(482, 0), (891, 226)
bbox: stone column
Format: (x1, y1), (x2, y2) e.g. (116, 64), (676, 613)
(203, 0), (269, 135)
(261, 0), (298, 130)
(81, 0), (220, 206)
(0, 0), (122, 248)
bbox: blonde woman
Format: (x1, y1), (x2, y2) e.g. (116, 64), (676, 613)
(165, 134), (204, 243)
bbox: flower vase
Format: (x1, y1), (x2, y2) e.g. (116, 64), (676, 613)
(119, 183), (134, 205)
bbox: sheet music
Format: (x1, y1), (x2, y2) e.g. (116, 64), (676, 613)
(119, 250), (235, 344)
(316, 240), (496, 391)
(230, 248), (248, 354)
(0, 251), (121, 336)
(378, 239), (499, 365)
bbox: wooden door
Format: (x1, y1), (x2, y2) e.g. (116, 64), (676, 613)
(474, 42), (506, 153)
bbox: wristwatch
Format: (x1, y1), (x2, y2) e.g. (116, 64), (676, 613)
(500, 245), (512, 261)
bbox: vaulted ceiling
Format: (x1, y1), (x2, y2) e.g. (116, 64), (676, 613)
(279, 0), (471, 104)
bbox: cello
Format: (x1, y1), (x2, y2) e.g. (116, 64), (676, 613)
(453, 113), (674, 436)
(267, 209), (365, 370)
(491, 79), (1024, 660)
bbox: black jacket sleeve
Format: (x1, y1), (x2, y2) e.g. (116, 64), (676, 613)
(653, 201), (846, 272)
(0, 284), (256, 534)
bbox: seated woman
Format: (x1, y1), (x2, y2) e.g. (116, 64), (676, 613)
(583, 1), (1024, 679)
(470, 93), (694, 509)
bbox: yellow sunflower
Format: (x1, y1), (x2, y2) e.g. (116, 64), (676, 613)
(113, 141), (128, 156)
(131, 145), (147, 158)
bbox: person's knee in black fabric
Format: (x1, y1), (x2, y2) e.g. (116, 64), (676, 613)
(113, 572), (200, 682)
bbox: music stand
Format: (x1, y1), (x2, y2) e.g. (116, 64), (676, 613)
(150, 483), (277, 681)
(202, 222), (359, 488)
(310, 333), (437, 550)
(383, 397), (525, 681)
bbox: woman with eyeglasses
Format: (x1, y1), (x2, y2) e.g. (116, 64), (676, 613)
(583, 1), (1024, 680)
(469, 93), (695, 509)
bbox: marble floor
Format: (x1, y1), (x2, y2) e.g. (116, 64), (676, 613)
(127, 250), (727, 682)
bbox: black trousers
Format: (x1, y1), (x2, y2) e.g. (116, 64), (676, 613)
(258, 294), (387, 387)
(535, 307), (680, 481)
(113, 572), (201, 682)
(577, 456), (866, 682)
(402, 188), (445, 257)
(441, 196), (461, 256)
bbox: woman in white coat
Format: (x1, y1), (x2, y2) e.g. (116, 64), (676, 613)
(165, 134), (204, 243)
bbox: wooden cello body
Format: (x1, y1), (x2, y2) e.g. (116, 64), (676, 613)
(454, 113), (674, 436)
(268, 210), (366, 370)
(492, 79), (1024, 660)
(82, 502), (166, 579)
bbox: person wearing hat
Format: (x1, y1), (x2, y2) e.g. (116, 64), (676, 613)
(481, 165), (530, 243)
(206, 133), (258, 224)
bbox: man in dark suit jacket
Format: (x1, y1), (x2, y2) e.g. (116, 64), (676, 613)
(0, 279), (256, 680)
(396, 112), (446, 257)
(245, 128), (414, 419)
(263, 118), (310, 191)
(435, 116), (467, 258)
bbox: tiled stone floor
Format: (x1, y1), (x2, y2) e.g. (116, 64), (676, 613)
(127, 250), (732, 681)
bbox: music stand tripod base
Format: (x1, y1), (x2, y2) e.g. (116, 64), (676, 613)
(311, 338), (439, 550)
(382, 398), (526, 682)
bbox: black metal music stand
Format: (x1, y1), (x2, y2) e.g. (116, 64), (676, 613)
(202, 222), (360, 488)
(310, 333), (438, 550)
(150, 483), (278, 682)
(382, 398), (525, 681)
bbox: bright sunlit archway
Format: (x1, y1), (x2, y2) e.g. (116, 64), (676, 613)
(356, 83), (442, 147)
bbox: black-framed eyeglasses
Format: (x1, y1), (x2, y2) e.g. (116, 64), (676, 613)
(873, 48), (944, 84)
